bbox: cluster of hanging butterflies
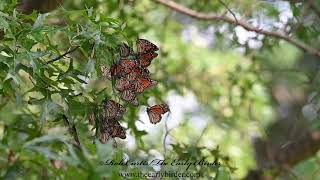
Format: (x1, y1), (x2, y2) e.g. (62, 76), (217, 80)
(101, 39), (159, 106)
(98, 39), (170, 144)
(99, 99), (127, 143)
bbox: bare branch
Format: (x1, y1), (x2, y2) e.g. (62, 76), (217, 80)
(153, 0), (320, 57)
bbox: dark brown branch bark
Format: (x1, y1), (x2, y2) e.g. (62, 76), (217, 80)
(153, 0), (320, 57)
(245, 130), (320, 179)
(17, 0), (64, 14)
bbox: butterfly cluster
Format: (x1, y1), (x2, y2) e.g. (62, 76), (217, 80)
(101, 39), (159, 106)
(98, 39), (170, 145)
(99, 99), (127, 143)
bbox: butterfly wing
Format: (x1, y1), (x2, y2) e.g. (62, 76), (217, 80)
(126, 71), (137, 81)
(147, 108), (162, 124)
(137, 52), (158, 68)
(136, 39), (159, 53)
(147, 103), (170, 124)
(110, 120), (126, 139)
(134, 78), (158, 93)
(102, 118), (126, 139)
(121, 89), (136, 102)
(103, 100), (126, 119)
(159, 103), (170, 113)
(115, 77), (130, 92)
(120, 59), (137, 73)
(111, 63), (126, 77)
(100, 64), (112, 80)
(100, 131), (111, 144)
(127, 67), (150, 81)
(131, 98), (139, 106)
(118, 43), (135, 58)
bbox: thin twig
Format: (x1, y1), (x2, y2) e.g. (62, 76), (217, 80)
(163, 116), (175, 156)
(62, 115), (81, 150)
(45, 46), (79, 65)
(153, 0), (320, 57)
(196, 125), (209, 146)
(163, 118), (170, 155)
(218, 0), (238, 24)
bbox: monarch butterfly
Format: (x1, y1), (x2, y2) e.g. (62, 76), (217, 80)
(126, 66), (150, 81)
(115, 77), (131, 92)
(119, 59), (137, 73)
(121, 89), (136, 101)
(108, 119), (126, 139)
(100, 131), (111, 144)
(136, 52), (158, 68)
(102, 118), (126, 139)
(125, 71), (138, 82)
(111, 63), (126, 77)
(100, 64), (112, 80)
(137, 39), (159, 53)
(103, 99), (126, 119)
(118, 43), (135, 59)
(147, 103), (170, 124)
(133, 77), (158, 93)
(134, 66), (150, 78)
(121, 89), (139, 106)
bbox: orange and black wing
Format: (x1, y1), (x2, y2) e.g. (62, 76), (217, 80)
(147, 103), (170, 124)
(115, 77), (131, 92)
(134, 77), (158, 93)
(103, 99), (126, 119)
(136, 39), (159, 53)
(119, 59), (137, 73)
(121, 90), (139, 106)
(121, 89), (136, 102)
(109, 120), (126, 139)
(102, 118), (126, 139)
(111, 63), (126, 77)
(137, 52), (158, 68)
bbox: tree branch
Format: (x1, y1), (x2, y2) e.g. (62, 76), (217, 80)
(45, 46), (79, 65)
(245, 130), (320, 179)
(62, 115), (81, 150)
(153, 0), (320, 57)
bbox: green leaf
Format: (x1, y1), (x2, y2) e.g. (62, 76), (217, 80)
(32, 14), (46, 29)
(39, 100), (63, 127)
(24, 135), (69, 147)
